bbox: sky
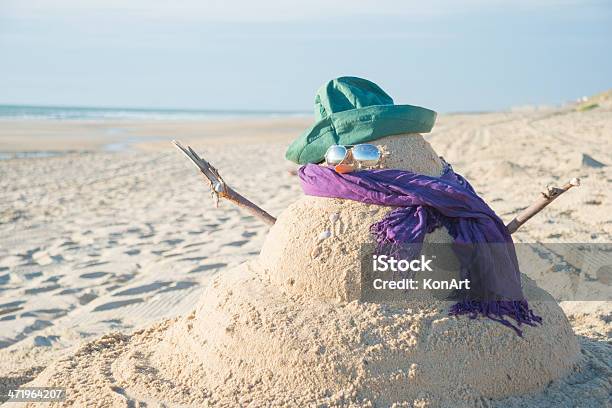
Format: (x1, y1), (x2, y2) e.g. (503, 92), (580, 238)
(0, 0), (610, 113)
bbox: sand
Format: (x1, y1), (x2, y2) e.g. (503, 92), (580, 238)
(19, 263), (580, 407)
(1, 104), (611, 406)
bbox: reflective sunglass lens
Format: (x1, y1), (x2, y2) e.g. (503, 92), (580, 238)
(351, 144), (380, 166)
(325, 145), (347, 165)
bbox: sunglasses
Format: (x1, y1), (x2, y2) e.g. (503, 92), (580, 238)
(324, 144), (382, 172)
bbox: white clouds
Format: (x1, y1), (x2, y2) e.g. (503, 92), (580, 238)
(2, 0), (595, 23)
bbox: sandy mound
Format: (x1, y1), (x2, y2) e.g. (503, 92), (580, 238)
(22, 132), (588, 406)
(26, 261), (580, 407)
(485, 161), (528, 179)
(581, 153), (606, 169)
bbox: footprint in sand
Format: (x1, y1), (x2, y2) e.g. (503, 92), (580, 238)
(78, 292), (98, 305)
(182, 241), (209, 249)
(79, 271), (111, 279)
(112, 273), (137, 284)
(24, 284), (61, 295)
(0, 300), (26, 316)
(21, 308), (67, 319)
(158, 281), (199, 293)
(187, 229), (208, 235)
(222, 240), (248, 247)
(178, 256), (208, 262)
(163, 252), (183, 259)
(23, 271), (42, 280)
(113, 281), (172, 297)
(33, 335), (61, 347)
(57, 287), (83, 295)
(161, 239), (184, 246)
(33, 252), (64, 266)
(76, 260), (110, 269)
(240, 215), (256, 222)
(93, 298), (144, 312)
(100, 318), (122, 324)
(189, 263), (227, 274)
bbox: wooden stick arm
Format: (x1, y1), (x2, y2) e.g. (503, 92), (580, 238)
(505, 178), (580, 234)
(218, 184), (277, 226)
(173, 140), (277, 226)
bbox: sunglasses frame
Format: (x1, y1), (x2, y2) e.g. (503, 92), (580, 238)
(324, 144), (382, 169)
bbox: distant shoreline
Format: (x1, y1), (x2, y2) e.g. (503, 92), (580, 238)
(0, 115), (312, 154)
(1, 102), (579, 122)
(0, 104), (310, 121)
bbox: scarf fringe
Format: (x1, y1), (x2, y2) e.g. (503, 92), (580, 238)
(448, 299), (543, 337)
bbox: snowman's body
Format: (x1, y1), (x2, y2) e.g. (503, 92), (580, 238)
(161, 132), (580, 405)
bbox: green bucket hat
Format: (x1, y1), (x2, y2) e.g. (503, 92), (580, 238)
(285, 76), (437, 164)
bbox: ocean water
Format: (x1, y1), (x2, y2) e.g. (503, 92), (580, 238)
(0, 104), (308, 121)
(0, 104), (310, 160)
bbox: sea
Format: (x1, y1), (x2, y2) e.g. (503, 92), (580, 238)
(0, 104), (308, 121)
(0, 104), (309, 160)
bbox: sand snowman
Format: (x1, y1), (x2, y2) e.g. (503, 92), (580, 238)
(26, 78), (582, 407)
(155, 78), (580, 406)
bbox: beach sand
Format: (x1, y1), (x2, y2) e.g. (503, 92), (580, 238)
(0, 105), (610, 406)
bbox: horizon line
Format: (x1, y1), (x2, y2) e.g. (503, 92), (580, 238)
(0, 101), (578, 118)
(0, 102), (313, 115)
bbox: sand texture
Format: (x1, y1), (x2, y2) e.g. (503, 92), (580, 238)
(22, 262), (581, 407)
(1, 104), (611, 406)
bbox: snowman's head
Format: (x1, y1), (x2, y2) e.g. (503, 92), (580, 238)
(320, 133), (444, 177)
(372, 133), (445, 176)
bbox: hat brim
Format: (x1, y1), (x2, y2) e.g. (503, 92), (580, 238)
(285, 104), (437, 165)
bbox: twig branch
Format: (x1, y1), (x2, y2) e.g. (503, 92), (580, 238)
(173, 140), (277, 226)
(505, 178), (580, 234)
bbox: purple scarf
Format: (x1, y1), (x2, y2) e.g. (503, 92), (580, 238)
(299, 163), (541, 336)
